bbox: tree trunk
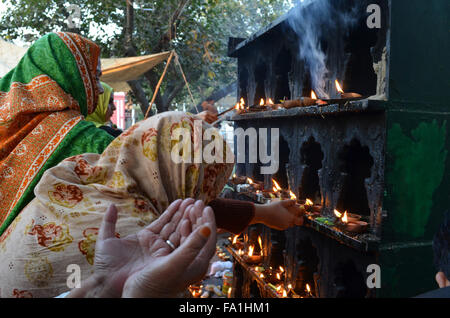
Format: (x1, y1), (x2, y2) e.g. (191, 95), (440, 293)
(123, 0), (192, 114)
(127, 80), (153, 116)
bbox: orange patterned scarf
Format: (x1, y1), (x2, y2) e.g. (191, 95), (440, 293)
(0, 32), (101, 234)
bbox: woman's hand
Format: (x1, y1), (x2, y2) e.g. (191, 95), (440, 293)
(69, 198), (216, 298)
(252, 200), (304, 230)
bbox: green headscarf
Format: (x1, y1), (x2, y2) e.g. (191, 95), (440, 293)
(86, 82), (113, 127)
(0, 32), (114, 236)
(0, 33), (93, 116)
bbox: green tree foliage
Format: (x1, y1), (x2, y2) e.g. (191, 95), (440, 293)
(0, 0), (295, 112)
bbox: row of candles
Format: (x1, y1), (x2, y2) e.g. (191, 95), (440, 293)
(232, 174), (368, 234)
(234, 175), (321, 212)
(225, 174), (370, 298)
(229, 234), (314, 298)
(233, 79), (362, 112)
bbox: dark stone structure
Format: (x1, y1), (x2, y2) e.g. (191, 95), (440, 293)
(228, 0), (450, 297)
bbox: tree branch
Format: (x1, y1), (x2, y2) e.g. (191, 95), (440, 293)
(127, 79), (153, 116)
(124, 0), (192, 113)
(205, 81), (237, 102)
(153, 0), (191, 53)
(165, 81), (186, 107)
(124, 0), (134, 49)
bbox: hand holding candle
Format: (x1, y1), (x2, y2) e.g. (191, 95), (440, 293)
(254, 200), (304, 230)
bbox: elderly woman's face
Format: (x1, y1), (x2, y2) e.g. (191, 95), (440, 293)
(96, 57), (104, 95)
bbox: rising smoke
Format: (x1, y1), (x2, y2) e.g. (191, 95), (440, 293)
(287, 0), (360, 98)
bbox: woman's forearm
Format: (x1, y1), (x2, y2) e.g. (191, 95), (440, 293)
(251, 204), (270, 226)
(209, 198), (255, 235)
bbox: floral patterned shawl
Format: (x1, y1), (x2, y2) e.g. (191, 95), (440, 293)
(0, 111), (234, 298)
(0, 33), (114, 236)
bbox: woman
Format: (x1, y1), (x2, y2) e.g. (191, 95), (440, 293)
(0, 110), (302, 298)
(0, 32), (114, 237)
(86, 82), (122, 137)
(0, 33), (302, 297)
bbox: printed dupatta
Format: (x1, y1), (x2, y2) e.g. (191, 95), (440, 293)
(0, 32), (113, 235)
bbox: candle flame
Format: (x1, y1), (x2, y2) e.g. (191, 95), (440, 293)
(334, 209), (342, 218)
(305, 198), (314, 206)
(232, 235), (238, 245)
(288, 284), (293, 290)
(276, 273), (281, 280)
(239, 98), (245, 110)
(311, 90), (317, 99)
(282, 289), (287, 298)
(260, 273), (265, 279)
(335, 80), (344, 94)
(268, 98), (274, 105)
(342, 211), (348, 223)
(276, 285), (282, 291)
(272, 179), (282, 191)
(279, 266), (285, 273)
(290, 190), (297, 200)
(248, 245), (254, 257)
(260, 98), (265, 106)
(258, 236), (263, 251)
(247, 177), (254, 185)
(306, 284), (311, 293)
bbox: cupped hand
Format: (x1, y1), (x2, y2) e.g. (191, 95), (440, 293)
(92, 198), (216, 298)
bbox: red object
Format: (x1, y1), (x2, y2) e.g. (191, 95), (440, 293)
(111, 92), (126, 129)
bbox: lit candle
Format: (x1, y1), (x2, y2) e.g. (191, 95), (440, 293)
(260, 98), (265, 107)
(258, 236), (263, 256)
(335, 79), (362, 99)
(289, 190), (297, 201)
(306, 284), (313, 297)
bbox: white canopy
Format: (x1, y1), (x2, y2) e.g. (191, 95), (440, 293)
(0, 39), (28, 78)
(0, 38), (171, 92)
(100, 51), (171, 92)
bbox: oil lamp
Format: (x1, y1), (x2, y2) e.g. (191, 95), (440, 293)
(335, 79), (363, 99)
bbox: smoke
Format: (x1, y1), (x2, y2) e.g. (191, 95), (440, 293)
(287, 0), (360, 98)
